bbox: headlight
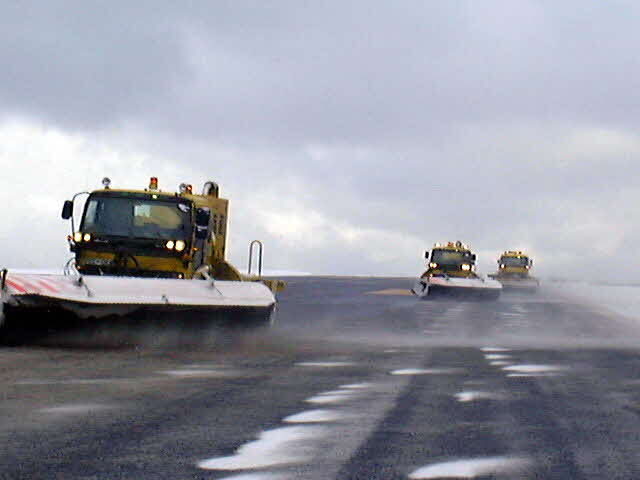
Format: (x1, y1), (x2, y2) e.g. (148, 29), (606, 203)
(175, 240), (186, 252)
(165, 240), (175, 250)
(429, 262), (438, 269)
(83, 233), (91, 242)
(73, 232), (83, 243)
(461, 264), (471, 271)
(500, 264), (505, 268)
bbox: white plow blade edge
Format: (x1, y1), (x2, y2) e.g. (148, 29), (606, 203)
(412, 276), (502, 298)
(497, 277), (539, 290)
(1, 272), (275, 319)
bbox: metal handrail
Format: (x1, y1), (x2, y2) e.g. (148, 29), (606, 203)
(248, 240), (263, 276)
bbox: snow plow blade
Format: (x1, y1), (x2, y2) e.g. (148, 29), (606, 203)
(411, 276), (502, 300)
(0, 270), (276, 335)
(493, 277), (539, 292)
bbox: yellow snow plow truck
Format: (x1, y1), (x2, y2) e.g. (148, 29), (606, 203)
(411, 241), (501, 300)
(0, 177), (284, 339)
(488, 250), (539, 292)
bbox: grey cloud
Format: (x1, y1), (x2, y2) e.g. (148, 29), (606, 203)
(0, 2), (191, 128)
(2, 1), (640, 142)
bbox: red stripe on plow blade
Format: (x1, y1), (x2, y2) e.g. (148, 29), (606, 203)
(5, 278), (28, 294)
(13, 277), (44, 294)
(34, 278), (60, 294)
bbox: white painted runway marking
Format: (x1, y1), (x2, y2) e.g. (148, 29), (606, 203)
(198, 426), (327, 470)
(409, 456), (531, 478)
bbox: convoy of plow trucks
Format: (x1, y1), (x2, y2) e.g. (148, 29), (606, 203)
(412, 243), (538, 300)
(0, 175), (538, 344)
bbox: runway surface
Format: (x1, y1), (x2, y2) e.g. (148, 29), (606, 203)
(2, 276), (640, 479)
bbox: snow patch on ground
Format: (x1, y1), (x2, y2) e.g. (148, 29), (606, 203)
(160, 369), (236, 378)
(296, 361), (356, 368)
(455, 391), (506, 402)
(284, 409), (346, 423)
(503, 364), (567, 374)
(390, 368), (462, 376)
(484, 354), (511, 360)
(409, 456), (531, 478)
(198, 426), (326, 470)
(39, 403), (112, 414)
(340, 383), (372, 390)
(306, 390), (356, 404)
(217, 473), (289, 480)
(490, 360), (512, 366)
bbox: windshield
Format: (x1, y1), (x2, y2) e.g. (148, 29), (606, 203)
(431, 249), (474, 265)
(81, 195), (192, 240)
(501, 256), (529, 267)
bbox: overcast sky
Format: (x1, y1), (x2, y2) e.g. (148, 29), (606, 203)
(1, 1), (640, 280)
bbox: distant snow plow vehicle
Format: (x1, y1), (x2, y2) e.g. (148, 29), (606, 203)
(488, 250), (539, 292)
(0, 177), (284, 338)
(411, 241), (501, 300)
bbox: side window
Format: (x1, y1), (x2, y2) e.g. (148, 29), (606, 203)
(83, 199), (100, 231)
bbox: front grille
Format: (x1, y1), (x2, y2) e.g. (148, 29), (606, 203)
(78, 265), (182, 279)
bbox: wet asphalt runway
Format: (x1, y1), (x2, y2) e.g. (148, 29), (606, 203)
(2, 276), (640, 479)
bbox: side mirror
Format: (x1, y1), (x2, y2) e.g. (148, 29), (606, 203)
(471, 254), (477, 261)
(195, 208), (210, 240)
(61, 200), (73, 220)
(424, 250), (429, 259)
(195, 207), (210, 227)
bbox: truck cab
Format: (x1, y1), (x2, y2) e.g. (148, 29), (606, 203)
(496, 251), (532, 278)
(422, 241), (478, 278)
(62, 177), (238, 281)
